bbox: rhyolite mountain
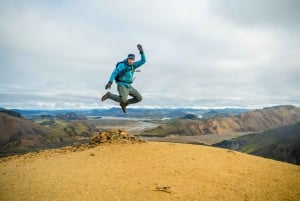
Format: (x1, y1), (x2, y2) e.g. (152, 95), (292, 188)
(0, 112), (66, 153)
(0, 111), (97, 156)
(0, 108), (23, 118)
(140, 105), (300, 137)
(214, 122), (300, 165)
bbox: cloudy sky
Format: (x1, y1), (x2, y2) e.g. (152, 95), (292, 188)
(1, 0), (299, 109)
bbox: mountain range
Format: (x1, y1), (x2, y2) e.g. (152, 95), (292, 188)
(1, 105), (300, 165)
(140, 105), (300, 137)
(11, 107), (250, 119)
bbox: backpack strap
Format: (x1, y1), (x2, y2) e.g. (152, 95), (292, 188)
(115, 62), (133, 83)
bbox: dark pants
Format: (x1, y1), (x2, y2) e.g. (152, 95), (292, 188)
(108, 85), (142, 105)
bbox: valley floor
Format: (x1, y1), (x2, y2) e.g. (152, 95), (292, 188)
(0, 142), (299, 201)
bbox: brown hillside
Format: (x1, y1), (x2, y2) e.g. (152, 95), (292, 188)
(214, 122), (300, 165)
(0, 113), (65, 150)
(0, 141), (299, 201)
(141, 105), (300, 136)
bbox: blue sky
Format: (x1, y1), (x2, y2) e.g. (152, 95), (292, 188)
(1, 0), (300, 109)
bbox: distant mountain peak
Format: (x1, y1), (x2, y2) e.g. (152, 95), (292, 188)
(55, 112), (87, 121)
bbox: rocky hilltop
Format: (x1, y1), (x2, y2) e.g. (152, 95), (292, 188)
(141, 105), (300, 136)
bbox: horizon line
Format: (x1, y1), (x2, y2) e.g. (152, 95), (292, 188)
(1, 104), (298, 111)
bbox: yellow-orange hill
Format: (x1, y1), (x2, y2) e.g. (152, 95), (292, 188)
(0, 141), (299, 201)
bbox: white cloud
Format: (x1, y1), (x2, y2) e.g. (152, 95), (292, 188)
(0, 0), (299, 109)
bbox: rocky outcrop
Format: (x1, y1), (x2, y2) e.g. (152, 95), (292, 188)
(90, 129), (144, 145)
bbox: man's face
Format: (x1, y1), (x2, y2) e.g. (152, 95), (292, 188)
(127, 58), (135, 65)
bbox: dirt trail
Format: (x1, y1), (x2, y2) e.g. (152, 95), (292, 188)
(1, 141), (299, 201)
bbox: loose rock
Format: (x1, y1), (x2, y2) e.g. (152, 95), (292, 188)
(89, 129), (145, 145)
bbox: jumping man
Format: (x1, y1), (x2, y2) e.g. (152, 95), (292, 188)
(101, 44), (146, 113)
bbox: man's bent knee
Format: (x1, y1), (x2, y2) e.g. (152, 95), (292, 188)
(136, 95), (142, 102)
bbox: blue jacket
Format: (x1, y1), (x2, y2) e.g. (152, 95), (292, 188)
(109, 53), (146, 87)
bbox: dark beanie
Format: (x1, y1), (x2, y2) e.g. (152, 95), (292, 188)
(127, 54), (135, 59)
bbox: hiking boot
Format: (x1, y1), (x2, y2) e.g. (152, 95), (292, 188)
(101, 92), (110, 101)
(120, 103), (127, 113)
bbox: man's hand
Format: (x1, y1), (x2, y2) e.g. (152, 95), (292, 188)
(137, 44), (143, 54)
(105, 81), (112, 90)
